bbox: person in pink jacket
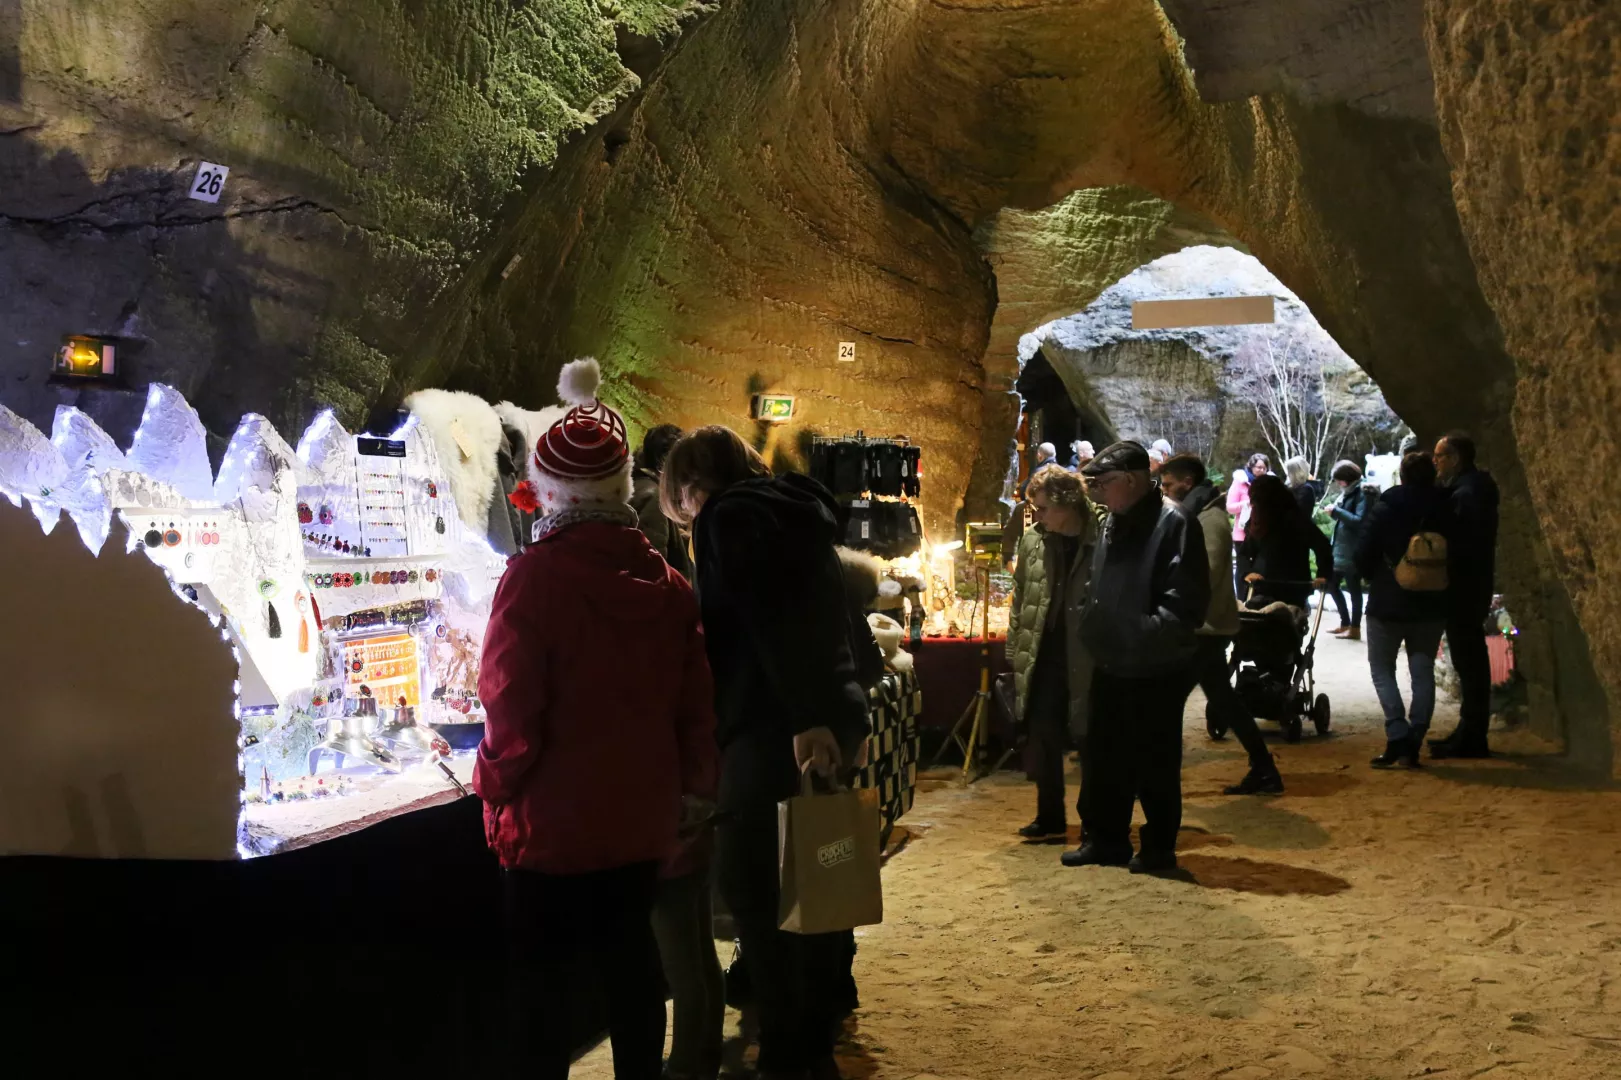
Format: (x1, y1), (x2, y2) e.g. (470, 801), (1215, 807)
(1227, 453), (1271, 593)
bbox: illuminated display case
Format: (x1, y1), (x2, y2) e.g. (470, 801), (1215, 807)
(0, 385), (510, 858)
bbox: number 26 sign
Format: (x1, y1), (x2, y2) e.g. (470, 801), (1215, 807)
(188, 161), (230, 204)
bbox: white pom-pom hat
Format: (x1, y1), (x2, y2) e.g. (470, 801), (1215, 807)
(528, 358), (632, 506)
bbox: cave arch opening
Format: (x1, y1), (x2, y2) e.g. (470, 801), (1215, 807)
(997, 240), (1407, 500)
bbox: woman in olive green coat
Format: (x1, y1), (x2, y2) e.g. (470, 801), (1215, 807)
(1005, 466), (1097, 841)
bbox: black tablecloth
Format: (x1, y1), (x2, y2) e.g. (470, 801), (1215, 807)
(1, 797), (585, 1069)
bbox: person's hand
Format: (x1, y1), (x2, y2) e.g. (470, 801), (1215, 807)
(853, 738), (870, 770)
(793, 726), (843, 777)
(1312, 577), (1327, 590)
(676, 795), (716, 838)
(1244, 572), (1263, 584)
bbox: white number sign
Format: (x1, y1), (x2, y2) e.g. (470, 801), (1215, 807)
(837, 341), (856, 362)
(188, 162), (230, 204)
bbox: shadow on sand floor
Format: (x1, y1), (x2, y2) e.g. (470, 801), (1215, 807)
(1172, 853), (1352, 897)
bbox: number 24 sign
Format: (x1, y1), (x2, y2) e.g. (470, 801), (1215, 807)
(188, 161), (230, 204)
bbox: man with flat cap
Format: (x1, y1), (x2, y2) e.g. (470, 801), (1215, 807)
(1061, 440), (1210, 876)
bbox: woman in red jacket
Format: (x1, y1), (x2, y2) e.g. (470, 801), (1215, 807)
(475, 359), (719, 1080)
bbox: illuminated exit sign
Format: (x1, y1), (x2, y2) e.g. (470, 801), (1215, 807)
(751, 393), (796, 423)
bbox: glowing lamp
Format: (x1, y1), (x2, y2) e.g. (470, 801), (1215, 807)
(52, 335), (118, 382)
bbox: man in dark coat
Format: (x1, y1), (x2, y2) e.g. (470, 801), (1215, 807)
(1356, 452), (1455, 769)
(1061, 441), (1209, 876)
(1429, 431), (1501, 759)
(1426, 428), (1497, 755)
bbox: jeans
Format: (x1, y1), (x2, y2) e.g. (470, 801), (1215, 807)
(652, 869), (725, 1080)
(1365, 616), (1446, 742)
(1082, 668), (1196, 855)
(1446, 608), (1492, 747)
(1024, 633), (1073, 828)
(1195, 636), (1272, 771)
(1327, 567), (1363, 629)
(503, 861), (665, 1079)
(715, 805), (844, 1073)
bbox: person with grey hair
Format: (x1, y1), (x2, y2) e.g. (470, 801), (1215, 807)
(1072, 440), (1096, 470)
(1007, 464), (1097, 842)
(1017, 441), (1059, 500)
(1284, 456), (1323, 518)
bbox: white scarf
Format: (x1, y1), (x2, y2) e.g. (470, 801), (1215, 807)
(530, 503), (639, 542)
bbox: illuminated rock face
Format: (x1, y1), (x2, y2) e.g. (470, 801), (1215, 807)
(0, 0), (1616, 766)
(1426, 1), (1621, 768)
(1026, 246), (1404, 474)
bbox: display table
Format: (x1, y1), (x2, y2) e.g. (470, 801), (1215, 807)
(911, 635), (1015, 754)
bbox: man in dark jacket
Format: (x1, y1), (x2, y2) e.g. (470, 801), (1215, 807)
(1355, 452), (1455, 768)
(1061, 441), (1209, 876)
(1429, 432), (1500, 759)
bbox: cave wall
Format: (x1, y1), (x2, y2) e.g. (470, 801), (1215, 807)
(1426, 1), (1620, 767)
(1, 0), (1614, 768)
(966, 187), (1243, 512)
(0, 0), (700, 445)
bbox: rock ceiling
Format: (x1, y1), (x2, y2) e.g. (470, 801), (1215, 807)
(0, 0), (1615, 769)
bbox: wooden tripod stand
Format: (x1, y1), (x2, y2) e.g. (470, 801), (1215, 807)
(930, 560), (995, 781)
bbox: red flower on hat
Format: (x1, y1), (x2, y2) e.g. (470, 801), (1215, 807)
(508, 481), (540, 513)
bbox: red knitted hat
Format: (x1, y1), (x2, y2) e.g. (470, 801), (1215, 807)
(531, 358), (628, 481)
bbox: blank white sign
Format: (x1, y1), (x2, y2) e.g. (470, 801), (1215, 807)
(1131, 296), (1275, 329)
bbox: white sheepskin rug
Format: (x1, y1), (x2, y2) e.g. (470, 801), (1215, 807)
(495, 401), (567, 457)
(403, 389), (504, 533)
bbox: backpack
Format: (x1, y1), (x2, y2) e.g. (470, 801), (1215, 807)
(1395, 529), (1448, 592)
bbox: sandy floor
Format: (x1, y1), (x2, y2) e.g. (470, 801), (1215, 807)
(578, 627), (1621, 1080)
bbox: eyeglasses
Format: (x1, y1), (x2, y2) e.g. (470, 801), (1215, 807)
(1083, 472), (1123, 489)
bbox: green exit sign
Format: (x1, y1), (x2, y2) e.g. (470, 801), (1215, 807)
(752, 393), (795, 423)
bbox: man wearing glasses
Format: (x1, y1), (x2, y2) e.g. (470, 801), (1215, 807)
(1061, 441), (1209, 876)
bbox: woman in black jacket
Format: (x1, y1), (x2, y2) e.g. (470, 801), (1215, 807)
(1238, 474), (1333, 609)
(662, 426), (870, 1080)
(1355, 452), (1455, 770)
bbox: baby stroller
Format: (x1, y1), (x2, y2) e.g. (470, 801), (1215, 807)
(1207, 580), (1331, 743)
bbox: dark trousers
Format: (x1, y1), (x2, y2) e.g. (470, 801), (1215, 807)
(1025, 635), (1073, 829)
(715, 806), (844, 1074)
(1446, 608), (1492, 747)
(1195, 636), (1272, 771)
(1082, 669), (1195, 855)
(1234, 543), (1253, 599)
(1327, 567), (1363, 629)
(503, 861), (665, 1080)
(652, 869), (725, 1080)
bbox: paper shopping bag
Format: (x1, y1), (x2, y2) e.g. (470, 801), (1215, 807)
(778, 781), (884, 934)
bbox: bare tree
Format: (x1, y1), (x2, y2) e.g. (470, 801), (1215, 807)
(1252, 329), (1336, 477)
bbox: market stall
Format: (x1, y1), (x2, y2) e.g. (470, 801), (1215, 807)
(0, 385), (517, 859)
